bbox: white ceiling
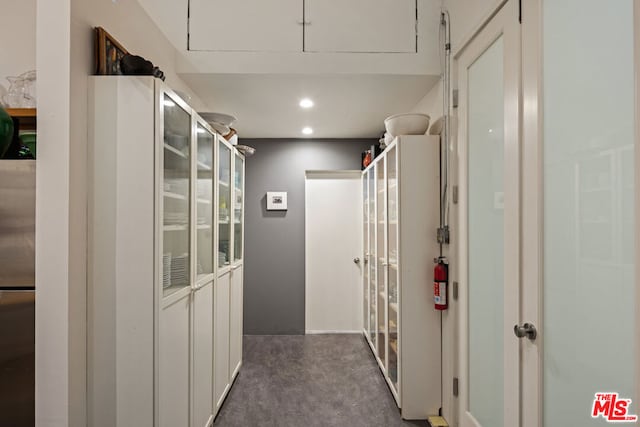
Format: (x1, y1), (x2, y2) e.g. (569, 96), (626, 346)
(180, 73), (440, 139)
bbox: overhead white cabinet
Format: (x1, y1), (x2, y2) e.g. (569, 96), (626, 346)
(88, 76), (245, 427)
(189, 0), (416, 53)
(304, 0), (417, 53)
(189, 0), (303, 52)
(362, 135), (441, 420)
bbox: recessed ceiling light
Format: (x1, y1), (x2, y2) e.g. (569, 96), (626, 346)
(302, 127), (313, 135)
(299, 98), (314, 109)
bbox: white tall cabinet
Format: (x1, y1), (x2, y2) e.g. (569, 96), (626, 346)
(88, 76), (244, 427)
(214, 138), (245, 411)
(361, 135), (442, 420)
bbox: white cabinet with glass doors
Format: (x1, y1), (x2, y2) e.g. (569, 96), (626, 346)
(361, 135), (442, 420)
(214, 136), (245, 412)
(88, 76), (244, 427)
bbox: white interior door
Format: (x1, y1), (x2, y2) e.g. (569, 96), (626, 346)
(526, 0), (638, 426)
(457, 1), (521, 426)
(305, 170), (363, 333)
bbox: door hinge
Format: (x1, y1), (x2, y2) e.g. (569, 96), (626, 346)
(437, 226), (450, 245)
(452, 281), (458, 301)
(452, 185), (458, 204)
(453, 377), (459, 397)
(518, 0), (522, 23)
(452, 89), (459, 108)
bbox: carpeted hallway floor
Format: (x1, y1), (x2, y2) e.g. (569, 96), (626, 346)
(213, 334), (429, 427)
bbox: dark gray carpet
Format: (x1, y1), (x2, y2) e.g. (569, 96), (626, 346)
(214, 334), (429, 427)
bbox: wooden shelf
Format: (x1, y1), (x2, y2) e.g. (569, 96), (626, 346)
(6, 108), (37, 130)
(6, 108), (36, 118)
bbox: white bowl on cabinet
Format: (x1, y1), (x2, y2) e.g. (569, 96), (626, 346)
(384, 113), (431, 137)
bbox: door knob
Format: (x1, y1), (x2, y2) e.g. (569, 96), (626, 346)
(513, 323), (537, 341)
(353, 257), (361, 264)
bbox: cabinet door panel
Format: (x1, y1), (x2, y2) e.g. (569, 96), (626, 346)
(214, 272), (231, 409)
(229, 266), (243, 379)
(192, 283), (213, 427)
(305, 0), (416, 53)
(189, 0), (303, 52)
(159, 297), (190, 427)
(233, 154), (244, 262)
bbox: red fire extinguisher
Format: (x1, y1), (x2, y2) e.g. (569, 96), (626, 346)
(434, 258), (448, 310)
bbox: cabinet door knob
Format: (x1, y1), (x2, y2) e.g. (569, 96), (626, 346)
(353, 258), (361, 264)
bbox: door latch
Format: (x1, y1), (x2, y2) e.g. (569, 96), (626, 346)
(513, 323), (537, 341)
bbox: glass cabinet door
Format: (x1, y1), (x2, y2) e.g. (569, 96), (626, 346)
(368, 168), (377, 348)
(218, 141), (232, 268)
(161, 93), (192, 297)
(363, 172), (369, 336)
(233, 153), (244, 262)
(386, 146), (399, 390)
(196, 123), (214, 282)
(376, 158), (387, 368)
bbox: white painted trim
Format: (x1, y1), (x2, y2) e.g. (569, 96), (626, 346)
(521, 0), (543, 426)
(635, 0), (640, 412)
(35, 0), (75, 424)
(304, 330), (363, 335)
(305, 170), (362, 179)
(451, 0), (508, 59)
(456, 1), (521, 426)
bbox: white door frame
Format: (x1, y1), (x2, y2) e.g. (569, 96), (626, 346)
(456, 0), (521, 426)
(635, 0), (640, 414)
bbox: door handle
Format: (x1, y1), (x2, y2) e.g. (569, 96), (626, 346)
(353, 258), (360, 265)
(514, 323), (537, 341)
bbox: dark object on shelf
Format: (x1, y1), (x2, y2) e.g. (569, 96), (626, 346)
(0, 107), (14, 158)
(95, 27), (129, 75)
(370, 143), (382, 159)
(2, 118), (33, 159)
(121, 54), (165, 81)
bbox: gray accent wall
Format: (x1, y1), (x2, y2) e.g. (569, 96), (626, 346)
(243, 138), (375, 335)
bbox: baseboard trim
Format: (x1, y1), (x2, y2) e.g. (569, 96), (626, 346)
(305, 330), (363, 334)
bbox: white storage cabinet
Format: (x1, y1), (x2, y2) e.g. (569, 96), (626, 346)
(362, 135), (442, 419)
(88, 76), (244, 427)
(214, 136), (245, 410)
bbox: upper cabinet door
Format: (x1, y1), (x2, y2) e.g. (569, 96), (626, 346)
(304, 0), (417, 53)
(189, 0), (303, 52)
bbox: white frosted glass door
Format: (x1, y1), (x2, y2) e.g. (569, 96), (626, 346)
(458, 1), (520, 426)
(542, 1), (636, 425)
